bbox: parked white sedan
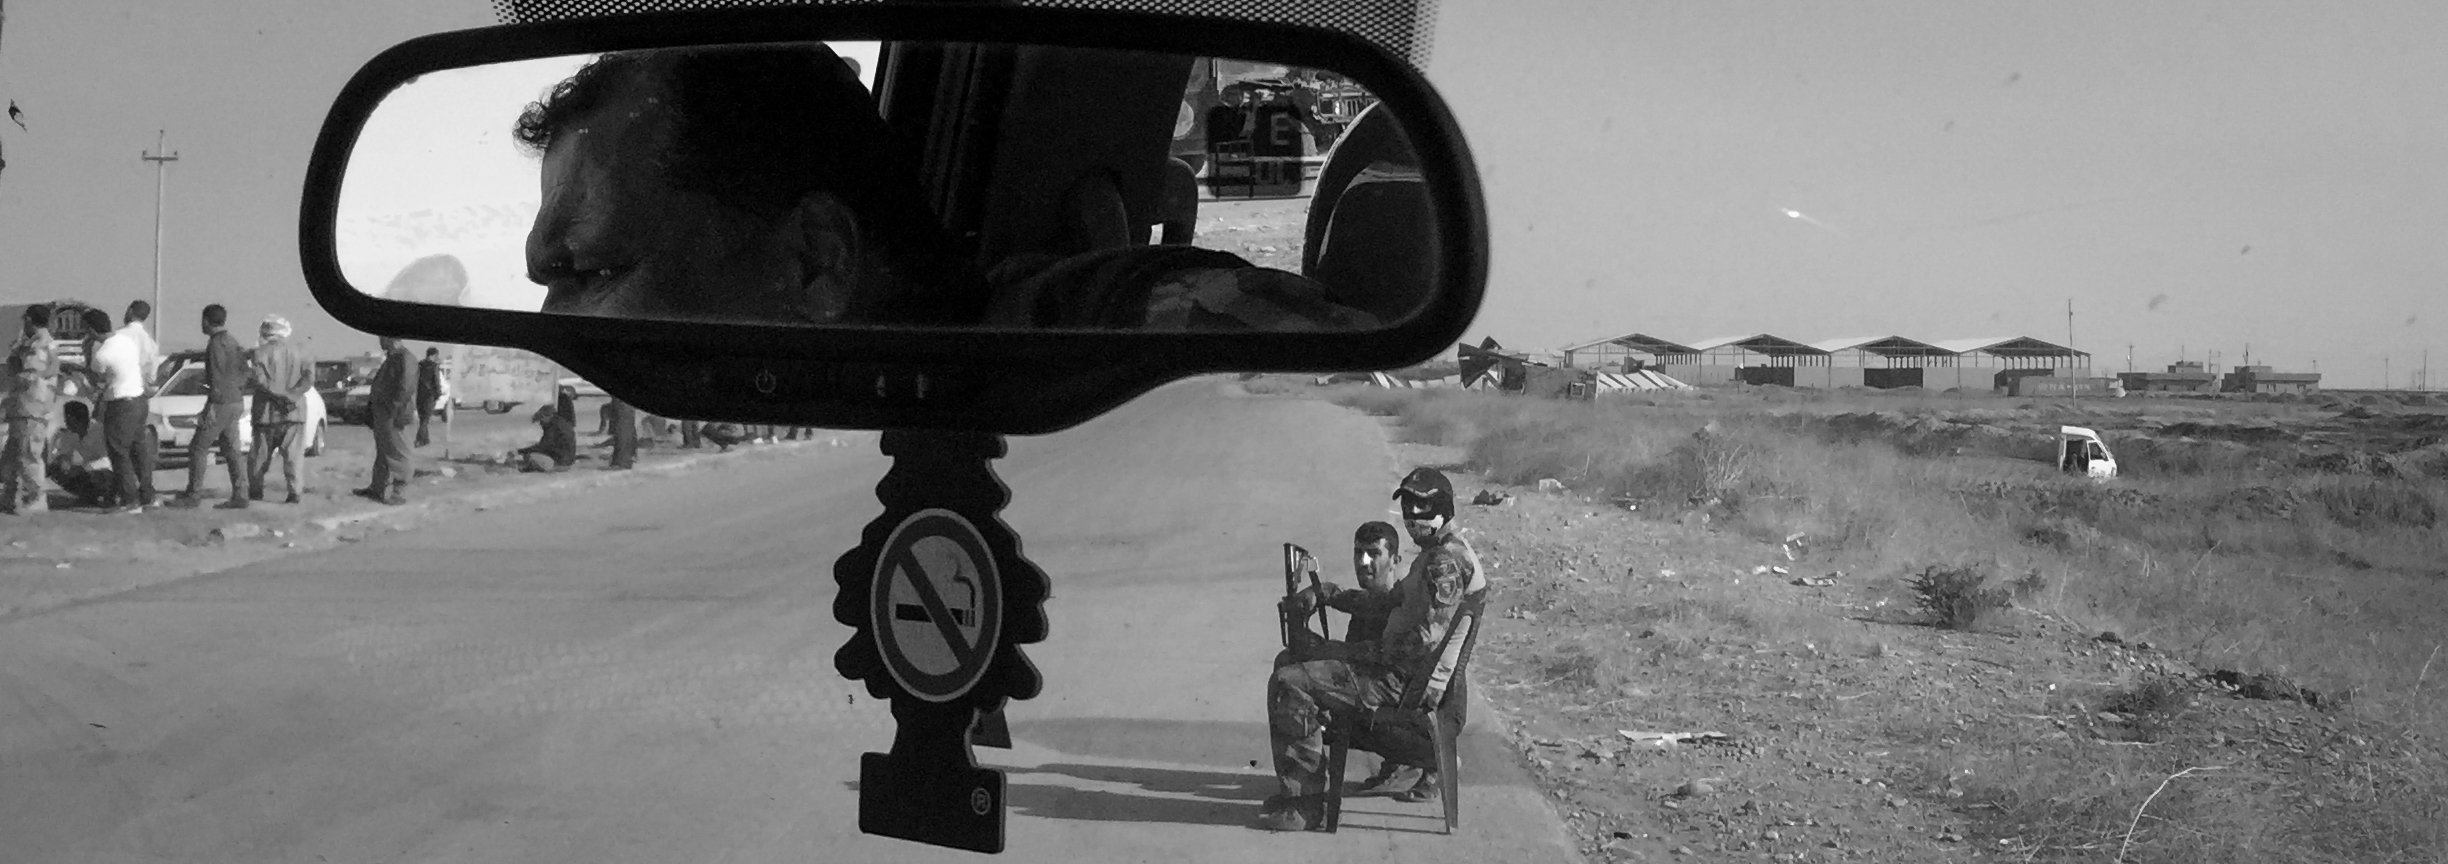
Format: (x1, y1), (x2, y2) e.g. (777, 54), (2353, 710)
(150, 363), (329, 465)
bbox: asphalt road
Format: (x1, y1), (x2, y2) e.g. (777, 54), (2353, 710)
(0, 378), (1575, 864)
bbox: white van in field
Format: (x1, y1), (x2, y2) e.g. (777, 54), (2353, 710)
(2059, 426), (2118, 480)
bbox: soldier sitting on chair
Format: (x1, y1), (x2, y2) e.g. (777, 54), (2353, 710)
(1258, 468), (1487, 831)
(1275, 520), (1436, 799)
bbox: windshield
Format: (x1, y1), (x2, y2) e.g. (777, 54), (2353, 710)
(0, 3), (2440, 863)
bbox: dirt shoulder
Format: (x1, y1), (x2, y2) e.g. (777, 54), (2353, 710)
(1336, 396), (2442, 863)
(0, 430), (873, 619)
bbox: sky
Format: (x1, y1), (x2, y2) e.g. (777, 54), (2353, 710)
(1, 0), (2442, 387)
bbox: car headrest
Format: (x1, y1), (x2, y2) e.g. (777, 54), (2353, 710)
(1303, 105), (1436, 325)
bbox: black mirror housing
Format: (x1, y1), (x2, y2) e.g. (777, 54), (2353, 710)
(302, 4), (1485, 434)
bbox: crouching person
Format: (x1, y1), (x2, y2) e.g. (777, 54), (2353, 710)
(513, 404), (578, 472)
(45, 402), (114, 508)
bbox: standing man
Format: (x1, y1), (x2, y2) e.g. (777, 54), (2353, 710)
(2, 304), (57, 514)
(175, 303), (250, 509)
(414, 346), (442, 448)
(93, 301), (161, 514)
(606, 397), (638, 469)
(246, 315), (313, 503)
(356, 335), (415, 504)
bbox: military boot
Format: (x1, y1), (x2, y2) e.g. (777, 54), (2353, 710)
(1254, 793), (1327, 832)
(1351, 762), (1424, 797)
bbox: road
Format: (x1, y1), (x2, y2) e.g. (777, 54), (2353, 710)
(0, 378), (1576, 864)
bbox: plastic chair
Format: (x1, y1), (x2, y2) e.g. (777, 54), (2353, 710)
(1321, 588), (1489, 834)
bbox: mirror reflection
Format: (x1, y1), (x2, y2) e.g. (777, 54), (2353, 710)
(336, 43), (1436, 332)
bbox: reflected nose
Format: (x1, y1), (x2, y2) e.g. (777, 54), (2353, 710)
(526, 213), (573, 289)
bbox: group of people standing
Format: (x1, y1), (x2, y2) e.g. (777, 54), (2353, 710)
(0, 300), (316, 515)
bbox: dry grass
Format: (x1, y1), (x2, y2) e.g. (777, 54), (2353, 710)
(1328, 384), (2448, 862)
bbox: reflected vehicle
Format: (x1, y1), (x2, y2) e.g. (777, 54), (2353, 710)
(333, 44), (1442, 333)
(1175, 60), (1377, 200)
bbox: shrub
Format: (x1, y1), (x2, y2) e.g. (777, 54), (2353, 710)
(1906, 564), (2010, 630)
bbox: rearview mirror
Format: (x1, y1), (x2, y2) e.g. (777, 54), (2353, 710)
(303, 7), (1484, 433)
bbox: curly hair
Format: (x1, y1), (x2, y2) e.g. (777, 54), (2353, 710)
(512, 44), (978, 322)
(515, 45), (902, 221)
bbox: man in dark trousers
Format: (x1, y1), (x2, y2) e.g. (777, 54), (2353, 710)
(175, 304), (251, 509)
(92, 302), (161, 514)
(246, 314), (314, 503)
(355, 336), (416, 505)
(606, 398), (638, 469)
(414, 347), (443, 448)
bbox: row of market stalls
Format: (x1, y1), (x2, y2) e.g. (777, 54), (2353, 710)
(1557, 333), (2096, 392)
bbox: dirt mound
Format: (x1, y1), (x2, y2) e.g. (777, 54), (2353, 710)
(2214, 485), (2303, 519)
(2154, 421), (2296, 444)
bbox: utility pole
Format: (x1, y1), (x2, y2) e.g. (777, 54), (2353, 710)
(141, 130), (180, 325)
(2066, 298), (2075, 351)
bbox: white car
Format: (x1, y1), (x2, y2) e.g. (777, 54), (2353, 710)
(151, 363), (330, 464)
(557, 376), (607, 399)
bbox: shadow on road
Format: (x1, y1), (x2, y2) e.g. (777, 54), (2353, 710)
(1004, 761), (1271, 827)
(1008, 716), (1271, 764)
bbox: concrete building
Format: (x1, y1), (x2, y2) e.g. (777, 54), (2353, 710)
(2118, 361), (2222, 394)
(2222, 365), (2322, 395)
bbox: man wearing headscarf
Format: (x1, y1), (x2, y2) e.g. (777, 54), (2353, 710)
(246, 314), (314, 503)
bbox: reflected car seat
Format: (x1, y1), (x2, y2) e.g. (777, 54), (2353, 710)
(1302, 105), (1437, 326)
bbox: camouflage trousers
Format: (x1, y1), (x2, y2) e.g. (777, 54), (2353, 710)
(1, 417), (44, 510)
(1267, 658), (1406, 798)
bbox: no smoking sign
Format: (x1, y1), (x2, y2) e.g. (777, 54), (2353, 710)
(869, 509), (1003, 703)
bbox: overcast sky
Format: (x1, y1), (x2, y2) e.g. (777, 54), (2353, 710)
(1, 1), (2441, 386)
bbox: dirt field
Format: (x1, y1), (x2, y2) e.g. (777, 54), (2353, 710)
(1193, 198), (1310, 273)
(1245, 377), (2448, 863)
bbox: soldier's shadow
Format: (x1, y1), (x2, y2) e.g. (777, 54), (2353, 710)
(841, 763), (1268, 828)
(1002, 762), (1271, 827)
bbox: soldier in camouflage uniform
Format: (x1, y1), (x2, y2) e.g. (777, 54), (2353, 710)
(2, 304), (58, 514)
(1275, 520), (1405, 668)
(1257, 467), (1487, 831)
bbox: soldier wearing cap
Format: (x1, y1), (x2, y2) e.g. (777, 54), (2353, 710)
(1369, 466), (1489, 802)
(1256, 466), (1486, 831)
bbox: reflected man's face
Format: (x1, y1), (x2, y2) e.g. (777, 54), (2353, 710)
(524, 75), (831, 322)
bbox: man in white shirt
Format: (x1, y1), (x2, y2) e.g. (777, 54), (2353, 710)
(92, 301), (161, 513)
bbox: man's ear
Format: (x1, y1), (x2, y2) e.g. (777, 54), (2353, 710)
(788, 192), (864, 324)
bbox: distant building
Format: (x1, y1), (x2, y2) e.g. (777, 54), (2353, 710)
(2118, 361), (2221, 394)
(2221, 365), (2321, 395)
